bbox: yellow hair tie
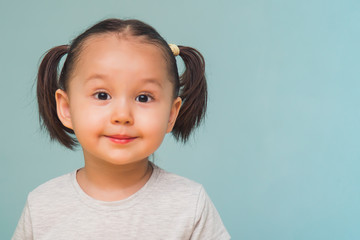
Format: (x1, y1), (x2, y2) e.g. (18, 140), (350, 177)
(169, 44), (180, 56)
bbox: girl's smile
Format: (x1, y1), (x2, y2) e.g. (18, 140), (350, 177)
(106, 134), (138, 145)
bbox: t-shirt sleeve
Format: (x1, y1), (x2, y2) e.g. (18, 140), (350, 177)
(190, 186), (231, 240)
(12, 200), (33, 240)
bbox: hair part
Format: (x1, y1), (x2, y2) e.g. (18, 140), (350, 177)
(37, 18), (207, 149)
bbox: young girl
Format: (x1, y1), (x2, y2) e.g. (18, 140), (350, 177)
(13, 18), (230, 240)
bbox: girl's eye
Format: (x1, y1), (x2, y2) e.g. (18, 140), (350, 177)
(95, 92), (111, 100)
(136, 94), (152, 103)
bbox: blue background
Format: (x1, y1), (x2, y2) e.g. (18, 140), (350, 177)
(1, 0), (360, 239)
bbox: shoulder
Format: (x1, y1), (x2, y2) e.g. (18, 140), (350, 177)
(156, 166), (202, 187)
(154, 165), (204, 198)
(152, 165), (231, 239)
(27, 171), (75, 206)
(150, 165), (209, 217)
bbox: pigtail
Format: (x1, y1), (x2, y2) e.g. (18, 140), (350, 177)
(172, 46), (207, 142)
(37, 45), (77, 149)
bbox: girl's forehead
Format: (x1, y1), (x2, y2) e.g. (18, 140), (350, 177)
(74, 34), (168, 76)
(80, 34), (161, 58)
(68, 34), (172, 89)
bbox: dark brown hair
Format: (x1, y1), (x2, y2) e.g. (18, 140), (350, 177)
(37, 18), (207, 149)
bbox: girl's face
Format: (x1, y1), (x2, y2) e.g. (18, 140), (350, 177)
(55, 34), (181, 166)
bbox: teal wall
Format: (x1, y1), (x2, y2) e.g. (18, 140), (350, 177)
(1, 0), (360, 239)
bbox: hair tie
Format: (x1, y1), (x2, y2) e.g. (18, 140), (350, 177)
(169, 44), (180, 56)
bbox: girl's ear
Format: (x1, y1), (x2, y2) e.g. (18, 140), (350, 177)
(55, 89), (73, 130)
(167, 97), (182, 133)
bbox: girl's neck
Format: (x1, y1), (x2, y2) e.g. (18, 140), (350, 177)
(76, 157), (153, 202)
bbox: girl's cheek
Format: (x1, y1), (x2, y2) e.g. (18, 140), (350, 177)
(144, 110), (171, 132)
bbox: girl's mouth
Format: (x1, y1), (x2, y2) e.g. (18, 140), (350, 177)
(106, 135), (138, 144)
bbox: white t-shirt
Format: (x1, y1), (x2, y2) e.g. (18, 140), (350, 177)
(12, 164), (230, 240)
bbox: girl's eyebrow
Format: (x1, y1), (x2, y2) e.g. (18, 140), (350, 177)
(84, 73), (108, 83)
(140, 78), (163, 88)
(85, 74), (163, 88)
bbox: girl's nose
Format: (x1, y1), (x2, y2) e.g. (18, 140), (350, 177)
(110, 100), (134, 125)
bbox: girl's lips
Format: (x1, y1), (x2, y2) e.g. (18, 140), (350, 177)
(106, 135), (137, 144)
